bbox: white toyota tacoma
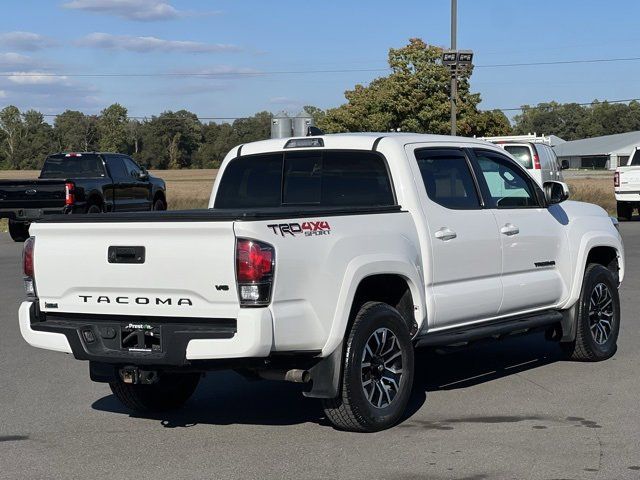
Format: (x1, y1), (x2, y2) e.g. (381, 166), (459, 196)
(19, 133), (624, 432)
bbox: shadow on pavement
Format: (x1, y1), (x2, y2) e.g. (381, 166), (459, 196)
(92, 331), (564, 429)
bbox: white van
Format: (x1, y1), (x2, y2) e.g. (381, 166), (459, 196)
(479, 135), (567, 186)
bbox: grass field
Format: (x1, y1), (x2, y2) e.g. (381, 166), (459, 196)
(0, 169), (615, 233)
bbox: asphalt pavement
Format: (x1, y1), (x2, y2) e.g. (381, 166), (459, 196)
(1, 226), (640, 480)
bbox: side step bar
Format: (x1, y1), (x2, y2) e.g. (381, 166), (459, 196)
(415, 310), (563, 348)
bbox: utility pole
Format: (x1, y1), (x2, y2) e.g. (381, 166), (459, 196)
(450, 0), (457, 136)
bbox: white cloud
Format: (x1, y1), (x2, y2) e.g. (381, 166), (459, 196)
(0, 72), (100, 111)
(0, 53), (35, 69)
(0, 31), (56, 51)
(6, 72), (69, 85)
(79, 33), (241, 53)
(62, 0), (212, 21)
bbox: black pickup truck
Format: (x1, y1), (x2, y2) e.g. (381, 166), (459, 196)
(0, 152), (167, 242)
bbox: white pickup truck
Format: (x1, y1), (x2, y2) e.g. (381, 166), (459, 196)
(615, 146), (640, 220)
(19, 134), (624, 432)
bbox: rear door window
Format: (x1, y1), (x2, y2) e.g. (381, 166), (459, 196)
(214, 150), (395, 209)
(39, 154), (106, 179)
(503, 145), (533, 169)
(105, 155), (129, 181)
(630, 150), (640, 166)
(414, 148), (481, 210)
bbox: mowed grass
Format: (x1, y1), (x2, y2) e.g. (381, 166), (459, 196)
(0, 169), (615, 232)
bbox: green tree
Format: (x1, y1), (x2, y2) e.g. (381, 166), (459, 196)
(320, 38), (510, 136)
(54, 110), (98, 152)
(0, 105), (26, 169)
(136, 110), (201, 169)
(98, 103), (128, 152)
(20, 110), (53, 169)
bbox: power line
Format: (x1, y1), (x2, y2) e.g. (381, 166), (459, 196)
(34, 97), (640, 122)
(3, 55), (640, 78)
(476, 56), (640, 68)
(495, 97), (640, 112)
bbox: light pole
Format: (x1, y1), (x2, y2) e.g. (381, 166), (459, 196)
(450, 0), (457, 136)
(442, 0), (473, 136)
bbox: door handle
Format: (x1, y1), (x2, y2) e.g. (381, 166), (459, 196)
(500, 223), (520, 236)
(435, 227), (457, 241)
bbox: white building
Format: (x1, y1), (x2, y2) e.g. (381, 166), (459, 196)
(553, 131), (640, 170)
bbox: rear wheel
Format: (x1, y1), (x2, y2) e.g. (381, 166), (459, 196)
(86, 204), (102, 214)
(8, 219), (29, 242)
(562, 264), (620, 361)
(109, 373), (200, 413)
(322, 302), (414, 432)
(617, 201), (632, 221)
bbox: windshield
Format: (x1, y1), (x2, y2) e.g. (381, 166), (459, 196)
(39, 154), (106, 179)
(503, 145), (533, 169)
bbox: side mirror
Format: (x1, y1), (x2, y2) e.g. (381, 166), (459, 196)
(561, 159), (569, 170)
(138, 169), (149, 180)
(543, 181), (569, 205)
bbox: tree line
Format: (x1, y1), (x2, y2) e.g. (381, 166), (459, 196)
(1, 38), (639, 170)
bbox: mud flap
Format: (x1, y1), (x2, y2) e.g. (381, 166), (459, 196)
(303, 342), (343, 399)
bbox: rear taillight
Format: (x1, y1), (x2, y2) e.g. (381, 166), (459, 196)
(236, 238), (275, 306)
(614, 171), (620, 187)
(65, 182), (75, 206)
(533, 153), (541, 169)
(22, 237), (35, 296)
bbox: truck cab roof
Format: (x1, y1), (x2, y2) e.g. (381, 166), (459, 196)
(238, 133), (497, 157)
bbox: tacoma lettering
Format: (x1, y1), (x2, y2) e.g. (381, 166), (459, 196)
(78, 295), (193, 306)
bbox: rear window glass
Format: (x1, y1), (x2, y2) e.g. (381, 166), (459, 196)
(214, 150), (395, 209)
(215, 153), (283, 208)
(39, 154), (106, 179)
(503, 145), (533, 169)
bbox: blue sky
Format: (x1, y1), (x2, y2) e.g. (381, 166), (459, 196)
(0, 0), (639, 121)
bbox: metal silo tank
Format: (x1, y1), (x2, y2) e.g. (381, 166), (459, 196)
(293, 111), (315, 137)
(271, 112), (292, 139)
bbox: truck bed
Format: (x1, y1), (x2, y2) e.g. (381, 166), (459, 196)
(36, 205), (402, 223)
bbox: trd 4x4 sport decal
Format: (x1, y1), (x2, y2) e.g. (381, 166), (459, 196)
(267, 221), (331, 237)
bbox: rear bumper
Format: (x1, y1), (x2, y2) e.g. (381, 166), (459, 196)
(614, 191), (640, 202)
(0, 206), (71, 220)
(19, 301), (273, 365)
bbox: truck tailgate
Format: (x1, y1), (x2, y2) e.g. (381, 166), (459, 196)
(31, 221), (240, 318)
(0, 180), (66, 209)
(618, 167), (640, 191)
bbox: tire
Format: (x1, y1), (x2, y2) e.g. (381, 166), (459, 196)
(86, 204), (102, 214)
(8, 219), (29, 242)
(562, 264), (620, 361)
(322, 302), (414, 432)
(153, 197), (167, 211)
(617, 201), (632, 221)
(109, 373), (200, 413)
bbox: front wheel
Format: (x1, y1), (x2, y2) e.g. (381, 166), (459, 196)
(322, 302), (414, 432)
(110, 373), (200, 413)
(153, 197), (167, 211)
(562, 264), (620, 361)
(8, 219), (29, 242)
